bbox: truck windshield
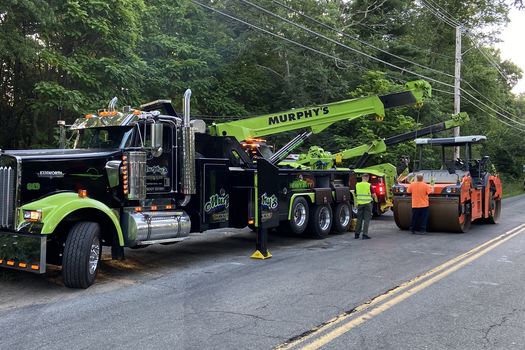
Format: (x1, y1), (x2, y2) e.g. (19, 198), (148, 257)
(73, 126), (133, 149)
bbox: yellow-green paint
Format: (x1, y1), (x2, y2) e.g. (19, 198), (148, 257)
(210, 80), (431, 141)
(287, 193), (315, 220)
(19, 192), (124, 246)
(254, 171), (259, 228)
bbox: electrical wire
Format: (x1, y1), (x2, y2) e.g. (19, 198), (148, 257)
(433, 87), (454, 95)
(461, 95), (525, 133)
(420, 0), (509, 81)
(419, 0), (460, 28)
(196, 0), (523, 131)
(463, 34), (508, 81)
(462, 79), (525, 121)
(424, 0), (461, 25)
(236, 0), (456, 90)
(356, 22), (455, 61)
(270, 0), (455, 79)
(460, 87), (525, 127)
(191, 0), (365, 70)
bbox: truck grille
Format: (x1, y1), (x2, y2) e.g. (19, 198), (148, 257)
(0, 166), (16, 229)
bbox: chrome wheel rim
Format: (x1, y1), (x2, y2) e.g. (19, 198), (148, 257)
(89, 237), (100, 275)
(319, 207), (331, 231)
(339, 205), (350, 227)
(294, 203), (307, 227)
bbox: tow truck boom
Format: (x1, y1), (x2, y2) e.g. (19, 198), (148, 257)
(209, 80), (431, 141)
(353, 111), (469, 168)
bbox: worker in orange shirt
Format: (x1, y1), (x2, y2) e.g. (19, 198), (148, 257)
(407, 173), (433, 235)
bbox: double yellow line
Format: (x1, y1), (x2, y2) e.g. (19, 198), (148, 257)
(276, 223), (525, 350)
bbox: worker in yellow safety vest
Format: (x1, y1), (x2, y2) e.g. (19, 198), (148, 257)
(355, 173), (378, 240)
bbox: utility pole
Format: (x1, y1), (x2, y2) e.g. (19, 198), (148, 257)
(454, 25), (462, 159)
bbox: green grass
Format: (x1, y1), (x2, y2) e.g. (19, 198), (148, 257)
(501, 175), (523, 198)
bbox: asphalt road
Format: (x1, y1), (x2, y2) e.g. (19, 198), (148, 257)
(1, 195), (525, 350)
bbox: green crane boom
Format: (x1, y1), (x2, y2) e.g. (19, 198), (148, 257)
(280, 112), (469, 170)
(209, 80), (431, 141)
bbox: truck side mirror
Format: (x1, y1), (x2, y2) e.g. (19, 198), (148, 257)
(150, 123), (163, 157)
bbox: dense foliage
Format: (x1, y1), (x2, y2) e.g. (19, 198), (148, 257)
(0, 0), (523, 176)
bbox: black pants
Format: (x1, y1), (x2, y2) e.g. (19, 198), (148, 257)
(356, 203), (373, 236)
(411, 207), (429, 232)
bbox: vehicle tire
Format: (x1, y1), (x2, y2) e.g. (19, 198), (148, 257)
(62, 222), (102, 289)
(307, 204), (333, 239)
(287, 197), (309, 236)
(486, 195), (501, 224)
(332, 202), (352, 234)
(459, 211), (471, 233)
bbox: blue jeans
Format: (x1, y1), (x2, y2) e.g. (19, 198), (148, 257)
(411, 207), (429, 232)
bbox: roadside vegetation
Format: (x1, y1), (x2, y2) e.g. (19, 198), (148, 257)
(0, 0), (524, 179)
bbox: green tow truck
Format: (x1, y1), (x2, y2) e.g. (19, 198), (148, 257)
(0, 81), (430, 288)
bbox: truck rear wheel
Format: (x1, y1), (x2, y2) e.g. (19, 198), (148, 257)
(307, 204), (333, 239)
(332, 202), (351, 234)
(62, 222), (102, 289)
(287, 197), (309, 235)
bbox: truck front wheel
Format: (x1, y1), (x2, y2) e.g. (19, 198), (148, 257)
(62, 222), (102, 289)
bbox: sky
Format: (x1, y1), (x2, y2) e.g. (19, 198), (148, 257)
(497, 7), (525, 94)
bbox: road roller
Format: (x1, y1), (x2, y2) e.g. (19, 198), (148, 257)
(392, 135), (502, 233)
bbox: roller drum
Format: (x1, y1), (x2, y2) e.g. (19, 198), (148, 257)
(393, 197), (412, 230)
(393, 196), (470, 233)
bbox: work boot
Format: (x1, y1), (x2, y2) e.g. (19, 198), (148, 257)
(362, 235), (371, 240)
(413, 231), (426, 235)
(354, 233), (360, 239)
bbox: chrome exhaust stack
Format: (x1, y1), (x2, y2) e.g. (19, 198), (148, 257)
(178, 89), (196, 207)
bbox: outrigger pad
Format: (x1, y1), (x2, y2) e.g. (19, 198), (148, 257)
(250, 250), (272, 260)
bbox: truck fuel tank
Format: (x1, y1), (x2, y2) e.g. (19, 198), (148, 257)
(123, 210), (191, 247)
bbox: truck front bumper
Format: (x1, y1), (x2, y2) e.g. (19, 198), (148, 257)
(0, 231), (46, 274)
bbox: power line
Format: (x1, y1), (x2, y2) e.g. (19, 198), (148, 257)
(422, 0), (461, 26)
(269, 0), (455, 79)
(236, 0), (456, 90)
(191, 0), (361, 69)
(461, 95), (525, 133)
(463, 34), (508, 81)
(462, 79), (524, 121)
(420, 0), (508, 81)
(460, 87), (525, 127)
(433, 87), (454, 95)
(355, 22), (455, 61)
(419, 0), (460, 28)
(196, 0), (523, 131)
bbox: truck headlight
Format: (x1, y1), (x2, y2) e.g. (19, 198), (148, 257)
(23, 210), (42, 222)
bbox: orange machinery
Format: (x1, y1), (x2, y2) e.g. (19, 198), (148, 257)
(393, 135), (502, 232)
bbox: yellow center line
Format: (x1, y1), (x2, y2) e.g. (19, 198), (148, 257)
(275, 222), (525, 350)
(299, 225), (525, 350)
